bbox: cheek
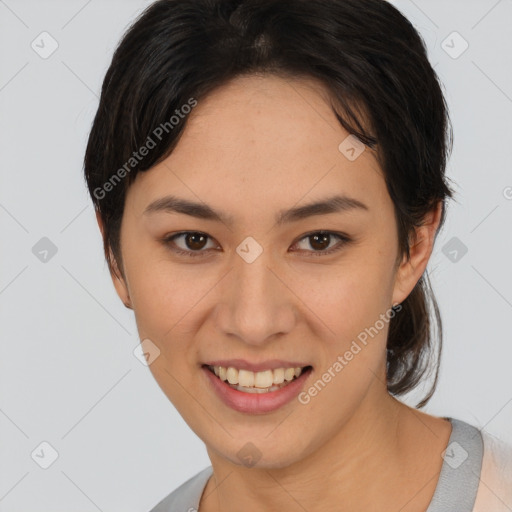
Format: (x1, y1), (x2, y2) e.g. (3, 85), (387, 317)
(294, 262), (394, 424)
(126, 263), (212, 407)
(292, 252), (396, 343)
(293, 252), (396, 402)
(126, 255), (219, 358)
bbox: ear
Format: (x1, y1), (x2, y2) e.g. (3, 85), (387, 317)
(392, 201), (443, 306)
(95, 210), (133, 309)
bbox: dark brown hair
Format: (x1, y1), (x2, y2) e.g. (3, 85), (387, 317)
(84, 0), (455, 408)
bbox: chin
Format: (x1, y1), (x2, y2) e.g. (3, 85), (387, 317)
(206, 434), (312, 471)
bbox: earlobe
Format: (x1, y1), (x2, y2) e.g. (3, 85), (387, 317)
(392, 201), (443, 305)
(95, 209), (133, 310)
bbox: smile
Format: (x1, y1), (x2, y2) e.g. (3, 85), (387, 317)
(201, 364), (314, 414)
(206, 364), (311, 393)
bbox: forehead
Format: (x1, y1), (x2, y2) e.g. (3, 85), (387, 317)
(183, 73), (364, 155)
(127, 74), (387, 219)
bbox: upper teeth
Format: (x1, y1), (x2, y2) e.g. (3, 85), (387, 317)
(211, 365), (305, 388)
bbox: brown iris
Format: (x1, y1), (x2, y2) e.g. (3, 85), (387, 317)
(308, 233), (331, 251)
(184, 232), (208, 250)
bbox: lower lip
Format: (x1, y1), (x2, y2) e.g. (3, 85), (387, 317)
(201, 365), (313, 414)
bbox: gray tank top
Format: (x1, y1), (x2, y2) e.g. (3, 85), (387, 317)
(149, 417), (484, 512)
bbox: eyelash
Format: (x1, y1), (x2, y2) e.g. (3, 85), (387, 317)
(161, 230), (352, 258)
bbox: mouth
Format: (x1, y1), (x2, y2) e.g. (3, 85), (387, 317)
(202, 364), (313, 394)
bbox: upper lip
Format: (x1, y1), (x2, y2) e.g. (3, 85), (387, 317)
(202, 359), (312, 372)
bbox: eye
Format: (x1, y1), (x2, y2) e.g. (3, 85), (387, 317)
(291, 231), (351, 257)
(163, 231), (219, 258)
(163, 230), (351, 258)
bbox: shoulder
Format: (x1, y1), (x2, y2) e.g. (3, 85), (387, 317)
(473, 428), (512, 512)
(148, 466), (213, 512)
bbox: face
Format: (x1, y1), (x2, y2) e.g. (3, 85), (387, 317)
(105, 74), (432, 469)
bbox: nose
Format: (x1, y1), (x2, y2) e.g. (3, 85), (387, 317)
(214, 249), (297, 346)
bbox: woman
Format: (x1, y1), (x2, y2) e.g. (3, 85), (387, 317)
(83, 0), (512, 510)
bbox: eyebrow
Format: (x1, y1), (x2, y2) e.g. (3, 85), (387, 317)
(143, 194), (369, 226)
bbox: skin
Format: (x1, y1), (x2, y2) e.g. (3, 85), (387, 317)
(97, 74), (452, 511)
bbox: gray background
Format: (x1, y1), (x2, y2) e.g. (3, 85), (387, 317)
(1, 0), (511, 510)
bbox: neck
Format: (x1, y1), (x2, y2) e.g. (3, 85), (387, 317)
(200, 384), (451, 512)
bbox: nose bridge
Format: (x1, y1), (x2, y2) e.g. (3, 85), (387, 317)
(218, 247), (296, 345)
